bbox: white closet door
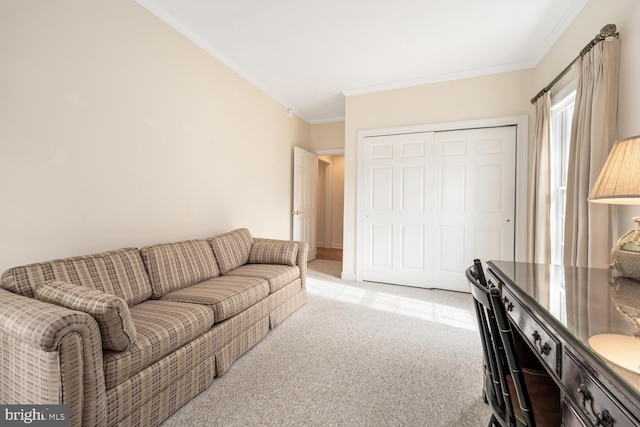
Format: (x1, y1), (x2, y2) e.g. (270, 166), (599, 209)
(433, 126), (516, 292)
(361, 126), (516, 291)
(362, 132), (435, 287)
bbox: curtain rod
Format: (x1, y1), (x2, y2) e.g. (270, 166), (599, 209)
(530, 24), (619, 104)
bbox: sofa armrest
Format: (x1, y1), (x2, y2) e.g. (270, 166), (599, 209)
(0, 288), (107, 427)
(253, 238), (309, 288)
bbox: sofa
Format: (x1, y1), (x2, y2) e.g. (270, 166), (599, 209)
(0, 228), (308, 427)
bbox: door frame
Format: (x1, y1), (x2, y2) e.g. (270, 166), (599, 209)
(314, 148), (345, 251)
(355, 115), (528, 282)
(317, 157), (333, 249)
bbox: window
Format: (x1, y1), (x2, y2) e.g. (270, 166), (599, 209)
(549, 87), (574, 325)
(550, 89), (576, 266)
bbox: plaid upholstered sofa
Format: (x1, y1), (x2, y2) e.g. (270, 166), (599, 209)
(0, 228), (308, 426)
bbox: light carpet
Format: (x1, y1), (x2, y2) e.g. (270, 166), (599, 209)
(162, 260), (491, 426)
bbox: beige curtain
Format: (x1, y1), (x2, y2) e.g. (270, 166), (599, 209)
(527, 91), (551, 264)
(563, 38), (620, 268)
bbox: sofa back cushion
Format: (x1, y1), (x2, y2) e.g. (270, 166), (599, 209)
(0, 248), (152, 305)
(35, 281), (137, 351)
(140, 239), (219, 299)
(208, 228), (253, 274)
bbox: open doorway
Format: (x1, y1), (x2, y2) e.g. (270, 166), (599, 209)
(316, 154), (344, 262)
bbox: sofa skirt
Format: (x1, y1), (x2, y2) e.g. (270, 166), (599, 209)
(106, 329), (217, 426)
(115, 357), (215, 427)
(270, 288), (307, 329)
(215, 316), (270, 376)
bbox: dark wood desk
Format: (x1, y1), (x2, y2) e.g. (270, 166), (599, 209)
(487, 261), (640, 427)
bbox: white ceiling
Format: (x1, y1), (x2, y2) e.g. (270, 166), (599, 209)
(135, 0), (588, 123)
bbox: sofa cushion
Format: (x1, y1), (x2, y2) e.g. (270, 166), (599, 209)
(160, 276), (269, 322)
(248, 241), (298, 266)
(35, 281), (137, 351)
(225, 264), (301, 293)
(102, 300), (215, 389)
(208, 228), (253, 274)
(0, 248), (152, 305)
(140, 240), (219, 299)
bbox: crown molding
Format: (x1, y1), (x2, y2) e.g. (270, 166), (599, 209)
(135, 0), (588, 122)
(134, 0), (312, 124)
(343, 0), (588, 98)
(342, 61), (533, 97)
(527, 0), (589, 67)
(309, 116), (345, 125)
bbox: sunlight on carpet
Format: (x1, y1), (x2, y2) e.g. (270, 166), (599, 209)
(307, 259), (478, 331)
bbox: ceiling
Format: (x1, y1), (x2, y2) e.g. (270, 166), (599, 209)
(134, 0), (588, 124)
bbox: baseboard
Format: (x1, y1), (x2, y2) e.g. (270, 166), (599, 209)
(316, 244), (342, 249)
(341, 272), (356, 281)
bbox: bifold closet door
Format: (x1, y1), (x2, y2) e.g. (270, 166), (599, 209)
(362, 132), (436, 288)
(361, 126), (516, 291)
(433, 126), (516, 292)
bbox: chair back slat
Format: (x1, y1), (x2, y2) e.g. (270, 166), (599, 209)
(466, 261), (537, 427)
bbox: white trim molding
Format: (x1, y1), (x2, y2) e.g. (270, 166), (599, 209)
(315, 148), (345, 156)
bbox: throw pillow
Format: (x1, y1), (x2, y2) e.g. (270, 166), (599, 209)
(35, 281), (137, 351)
(248, 241), (298, 266)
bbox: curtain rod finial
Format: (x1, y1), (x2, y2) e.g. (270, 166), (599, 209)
(600, 24), (618, 39)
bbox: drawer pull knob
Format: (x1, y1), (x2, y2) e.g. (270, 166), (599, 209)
(597, 410), (614, 427)
(532, 330), (551, 355)
(577, 384), (614, 427)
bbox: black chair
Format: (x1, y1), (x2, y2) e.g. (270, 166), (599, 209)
(466, 259), (561, 427)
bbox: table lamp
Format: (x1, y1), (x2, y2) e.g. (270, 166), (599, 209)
(589, 136), (640, 384)
(589, 135), (640, 279)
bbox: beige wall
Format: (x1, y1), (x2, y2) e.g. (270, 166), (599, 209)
(309, 121), (345, 151)
(342, 70), (533, 276)
(0, 0), (310, 272)
(330, 155), (345, 249)
(4, 0), (635, 276)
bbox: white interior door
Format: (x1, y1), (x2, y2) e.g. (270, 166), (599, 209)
(433, 126), (516, 291)
(362, 132), (435, 287)
(293, 147), (317, 260)
(361, 126), (516, 291)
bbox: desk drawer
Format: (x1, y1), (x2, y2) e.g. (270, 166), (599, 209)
(563, 350), (639, 427)
(501, 286), (561, 378)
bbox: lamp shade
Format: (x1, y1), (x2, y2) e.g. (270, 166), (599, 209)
(590, 135), (640, 205)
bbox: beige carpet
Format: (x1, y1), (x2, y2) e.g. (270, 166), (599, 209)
(161, 260), (491, 426)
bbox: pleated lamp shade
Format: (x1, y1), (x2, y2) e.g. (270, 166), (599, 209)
(590, 135), (640, 205)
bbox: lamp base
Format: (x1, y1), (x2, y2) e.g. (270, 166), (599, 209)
(612, 248), (640, 280)
(589, 334), (640, 376)
(611, 217), (640, 280)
